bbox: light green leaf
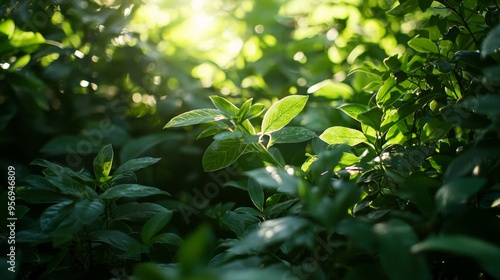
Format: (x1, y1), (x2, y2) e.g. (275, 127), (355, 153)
(0, 19), (15, 38)
(93, 144), (113, 182)
(202, 139), (247, 172)
(408, 37), (439, 53)
(245, 166), (299, 196)
(269, 127), (317, 146)
(412, 235), (500, 278)
(141, 210), (174, 244)
(164, 109), (226, 128)
(319, 126), (368, 146)
(243, 103), (266, 120)
(248, 177), (264, 211)
(481, 25), (500, 58)
(100, 184), (169, 199)
(261, 95), (308, 134)
(339, 103), (370, 121)
(209, 95), (239, 118)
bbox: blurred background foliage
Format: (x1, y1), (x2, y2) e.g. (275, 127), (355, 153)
(1, 0), (425, 184)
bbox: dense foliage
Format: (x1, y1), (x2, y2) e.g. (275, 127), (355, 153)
(1, 0), (500, 279)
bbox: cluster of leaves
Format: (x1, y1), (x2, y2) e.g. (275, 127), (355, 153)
(7, 145), (181, 279)
(149, 0), (500, 279)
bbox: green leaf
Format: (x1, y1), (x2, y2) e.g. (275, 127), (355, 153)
(387, 0), (420, 16)
(436, 177), (487, 209)
(150, 232), (183, 246)
(420, 118), (453, 143)
(408, 37), (439, 53)
(111, 202), (168, 222)
(248, 177), (264, 211)
(339, 103), (371, 121)
(93, 144), (114, 182)
(229, 216), (310, 255)
(358, 107), (383, 130)
(418, 0), (434, 12)
(100, 184), (169, 199)
(120, 132), (182, 163)
(40, 199), (104, 237)
(0, 19), (15, 38)
(164, 109), (227, 128)
(261, 95), (308, 134)
(202, 139), (247, 172)
(376, 77), (398, 107)
(114, 157), (161, 177)
(459, 95), (500, 118)
(319, 126), (369, 146)
(376, 219), (431, 280)
(242, 103), (266, 121)
(481, 25), (500, 58)
(412, 235), (500, 278)
(245, 166), (299, 196)
(177, 225), (215, 275)
(209, 95), (240, 119)
(141, 210), (174, 244)
(268, 127), (317, 146)
(90, 230), (148, 257)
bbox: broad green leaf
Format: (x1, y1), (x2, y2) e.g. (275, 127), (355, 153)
(376, 77), (398, 107)
(412, 235), (500, 278)
(113, 157), (161, 177)
(141, 210), (174, 244)
(268, 127), (317, 146)
(307, 80), (354, 99)
(177, 225), (216, 275)
(220, 211), (246, 238)
(111, 202), (168, 222)
(40, 199), (104, 237)
(209, 95), (239, 119)
(436, 177), (487, 209)
(90, 230), (148, 256)
(93, 144), (114, 182)
(408, 37), (439, 53)
(8, 54), (31, 71)
(440, 105), (490, 129)
(229, 216), (310, 255)
(394, 172), (440, 217)
(319, 126), (368, 146)
(248, 177), (264, 211)
(164, 109), (226, 128)
(459, 95), (500, 117)
(197, 122), (231, 139)
(358, 107), (383, 130)
(10, 30), (45, 52)
(376, 219), (431, 280)
(100, 184), (169, 199)
(237, 98), (253, 120)
(338, 103), (370, 121)
(387, 0), (419, 16)
(202, 139), (247, 172)
(261, 95), (308, 134)
(420, 118), (453, 143)
(245, 166), (299, 196)
(418, 0), (434, 12)
(242, 103), (266, 121)
(481, 25), (500, 58)
(150, 232), (183, 246)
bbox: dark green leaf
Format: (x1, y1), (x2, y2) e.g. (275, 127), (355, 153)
(376, 219), (431, 280)
(481, 25), (500, 58)
(100, 184), (169, 199)
(412, 235), (500, 278)
(114, 157), (161, 177)
(150, 232), (183, 246)
(141, 210), (174, 244)
(387, 0), (420, 16)
(202, 139), (247, 172)
(418, 0), (434, 12)
(90, 230), (148, 256)
(269, 127), (317, 146)
(111, 202), (168, 222)
(248, 177), (264, 211)
(436, 177), (487, 209)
